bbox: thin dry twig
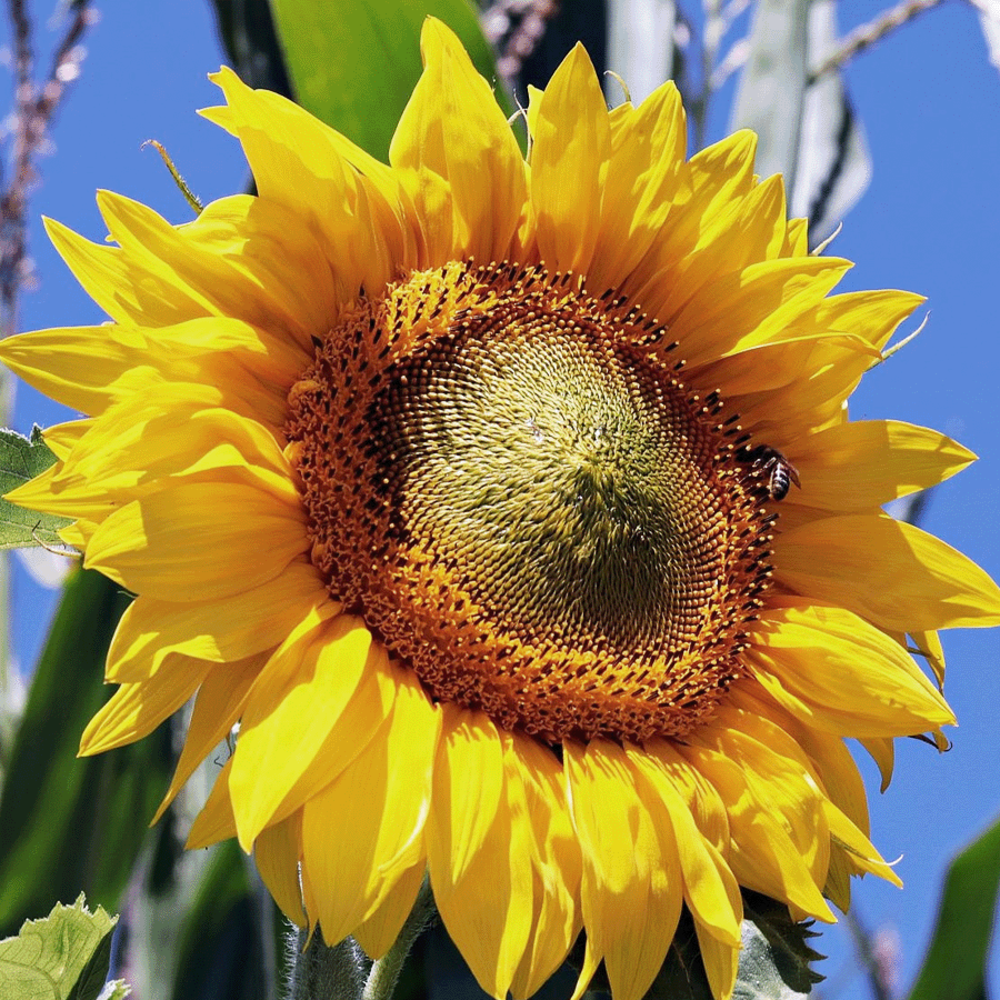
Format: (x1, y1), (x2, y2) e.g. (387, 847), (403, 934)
(808, 0), (949, 83)
(0, 0), (95, 337)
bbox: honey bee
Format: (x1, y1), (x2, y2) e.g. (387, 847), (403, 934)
(739, 444), (800, 501)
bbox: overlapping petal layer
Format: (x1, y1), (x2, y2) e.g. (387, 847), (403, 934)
(3, 19), (998, 1000)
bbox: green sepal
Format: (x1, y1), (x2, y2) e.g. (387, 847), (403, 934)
(567, 893), (824, 1000)
(732, 894), (825, 1000)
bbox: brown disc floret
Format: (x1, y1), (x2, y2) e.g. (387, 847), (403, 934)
(286, 261), (776, 744)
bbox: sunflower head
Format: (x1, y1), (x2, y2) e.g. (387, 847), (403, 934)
(287, 257), (776, 745)
(3, 17), (998, 1000)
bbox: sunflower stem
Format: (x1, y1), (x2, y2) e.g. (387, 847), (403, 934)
(286, 929), (369, 1000)
(361, 877), (438, 1000)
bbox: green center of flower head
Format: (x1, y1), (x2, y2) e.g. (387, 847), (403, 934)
(287, 262), (775, 744)
(376, 314), (722, 652)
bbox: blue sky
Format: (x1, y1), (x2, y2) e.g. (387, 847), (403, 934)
(3, 2), (998, 997)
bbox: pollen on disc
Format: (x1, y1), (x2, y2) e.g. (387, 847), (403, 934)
(286, 261), (775, 744)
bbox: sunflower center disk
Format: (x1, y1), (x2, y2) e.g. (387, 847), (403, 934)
(287, 262), (774, 743)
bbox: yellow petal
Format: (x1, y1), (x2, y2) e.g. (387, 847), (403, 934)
(508, 735), (583, 999)
(859, 737), (895, 793)
(389, 18), (527, 264)
(96, 190), (342, 346)
(45, 217), (204, 327)
(691, 330), (877, 401)
(565, 738), (683, 1000)
(706, 710), (830, 874)
(789, 420), (976, 511)
(37, 397), (297, 522)
(730, 337), (876, 446)
(83, 480), (307, 602)
(749, 602), (954, 737)
(186, 756), (238, 849)
(810, 287), (924, 350)
(679, 735), (835, 922)
(425, 705), (505, 886)
(524, 85), (543, 145)
(698, 172), (789, 266)
(106, 561), (328, 682)
(825, 847), (853, 913)
(0, 325), (145, 417)
(822, 797), (901, 887)
(665, 256), (851, 368)
(41, 419), (91, 458)
(696, 929), (740, 1000)
(630, 741), (742, 948)
(587, 81), (686, 291)
(255, 811), (306, 926)
(3, 463), (119, 522)
(352, 864), (426, 959)
(732, 683), (871, 835)
(627, 130), (757, 310)
(685, 129), (758, 226)
(638, 739), (731, 855)
(58, 518), (97, 551)
(910, 629), (946, 688)
(0, 316), (305, 423)
(105, 560), (324, 684)
(642, 173), (790, 326)
(785, 216), (809, 256)
(79, 657), (210, 756)
(776, 514), (1000, 630)
(175, 194), (344, 341)
(151, 656), (263, 824)
(430, 726), (532, 999)
(300, 665), (440, 944)
(206, 66), (414, 292)
(228, 610), (386, 849)
(722, 687), (899, 890)
(530, 44), (610, 272)
(278, 657), (399, 841)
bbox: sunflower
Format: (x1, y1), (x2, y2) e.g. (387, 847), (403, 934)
(4, 18), (999, 1000)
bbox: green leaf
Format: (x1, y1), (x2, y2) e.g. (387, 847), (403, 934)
(0, 894), (117, 1000)
(268, 0), (509, 161)
(64, 902), (116, 1000)
(0, 426), (73, 551)
(729, 0), (810, 187)
(0, 569), (172, 936)
(908, 814), (1000, 1000)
